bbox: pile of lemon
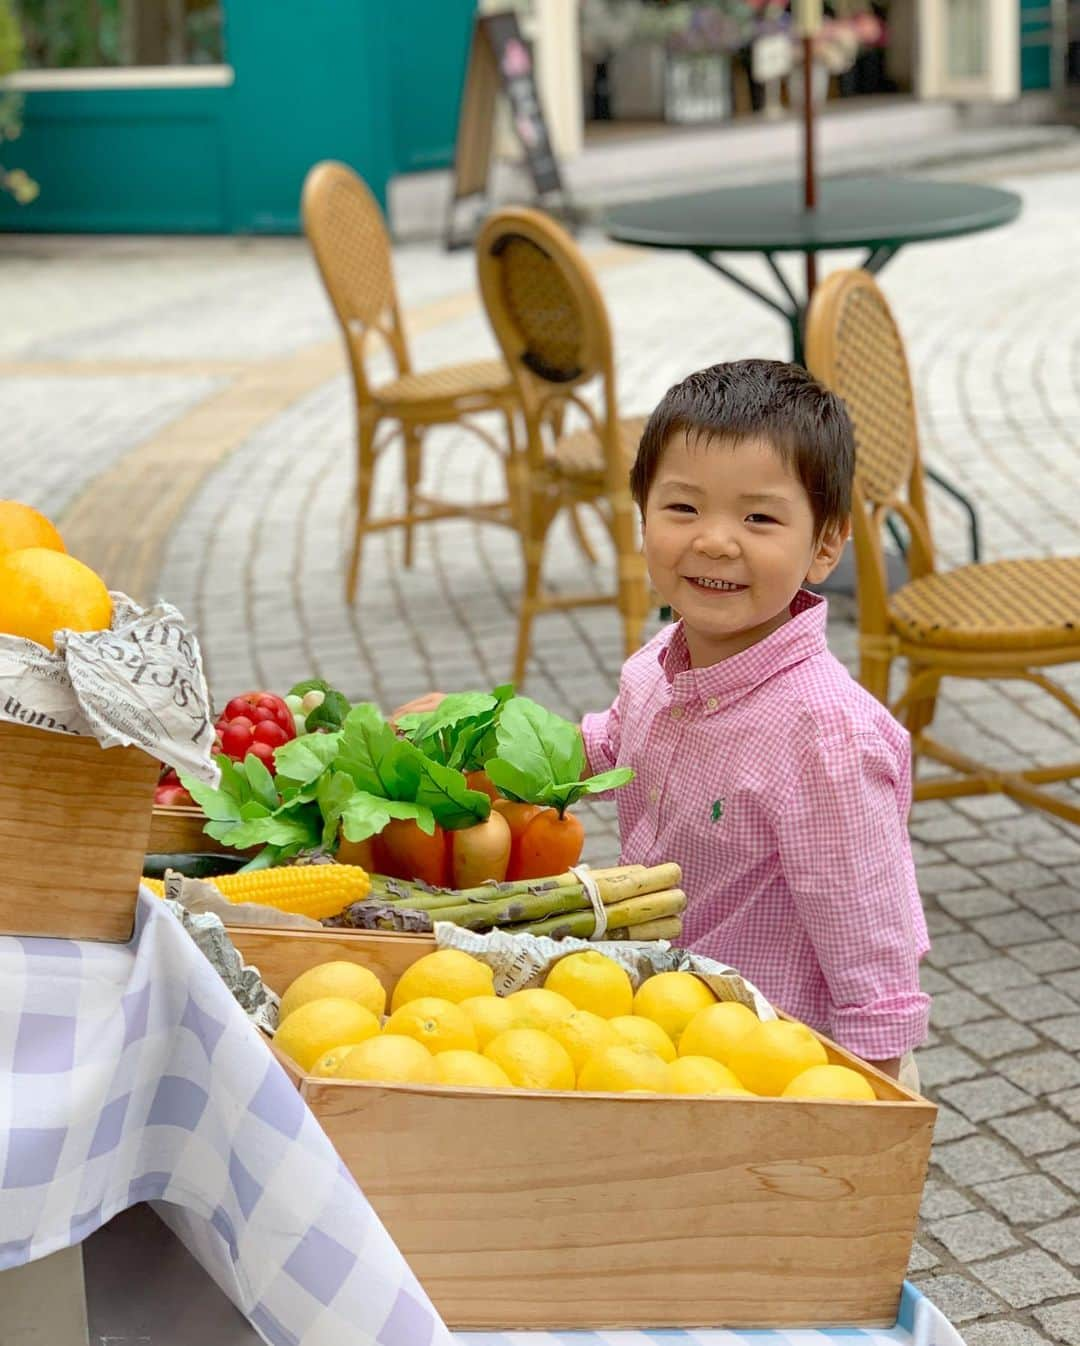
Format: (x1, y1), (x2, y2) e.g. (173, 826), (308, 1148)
(272, 947), (879, 1102)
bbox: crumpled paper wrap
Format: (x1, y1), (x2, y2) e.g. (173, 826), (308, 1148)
(160, 894), (280, 1033)
(0, 592), (218, 784)
(435, 922), (777, 1020)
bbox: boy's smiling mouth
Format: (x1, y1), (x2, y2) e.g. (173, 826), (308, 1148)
(686, 576), (747, 593)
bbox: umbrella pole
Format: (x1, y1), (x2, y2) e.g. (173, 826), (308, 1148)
(802, 33), (817, 299)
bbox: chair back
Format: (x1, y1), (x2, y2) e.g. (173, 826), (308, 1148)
(805, 269), (937, 633)
(476, 207), (620, 480)
(301, 160), (409, 401)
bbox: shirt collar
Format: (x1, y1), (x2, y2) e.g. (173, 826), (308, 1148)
(657, 588), (828, 712)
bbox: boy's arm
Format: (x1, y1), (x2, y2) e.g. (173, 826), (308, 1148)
(773, 731), (930, 1064)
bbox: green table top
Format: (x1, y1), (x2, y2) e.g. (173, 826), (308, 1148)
(605, 176), (1023, 254)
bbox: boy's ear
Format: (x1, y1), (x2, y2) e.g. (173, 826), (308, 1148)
(805, 518), (851, 585)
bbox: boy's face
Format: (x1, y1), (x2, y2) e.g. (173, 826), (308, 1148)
(642, 431), (847, 667)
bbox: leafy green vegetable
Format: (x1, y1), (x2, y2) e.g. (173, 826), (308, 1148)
(340, 794), (435, 843)
(304, 688), (350, 732)
(401, 744), (491, 830)
(273, 731), (342, 788)
(487, 697), (634, 816)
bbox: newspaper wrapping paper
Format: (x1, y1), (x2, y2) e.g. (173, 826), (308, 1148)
(0, 591), (219, 784)
(434, 922), (777, 1021)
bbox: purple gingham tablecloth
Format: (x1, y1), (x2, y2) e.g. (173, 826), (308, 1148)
(0, 889), (454, 1346)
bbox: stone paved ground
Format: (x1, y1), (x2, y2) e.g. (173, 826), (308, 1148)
(3, 156), (1080, 1341)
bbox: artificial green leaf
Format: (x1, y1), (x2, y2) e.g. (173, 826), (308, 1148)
(404, 747), (491, 830)
(340, 793), (435, 843)
(408, 693), (496, 745)
(484, 757), (537, 804)
(214, 754), (249, 802)
(317, 770), (359, 849)
(393, 712), (426, 737)
(305, 689), (350, 733)
(239, 799), (273, 821)
(243, 754), (279, 810)
(181, 776), (246, 823)
(287, 678), (332, 698)
(273, 731), (342, 787)
(579, 767), (635, 794)
(336, 703), (406, 797)
(493, 697), (584, 796)
(214, 813), (319, 850)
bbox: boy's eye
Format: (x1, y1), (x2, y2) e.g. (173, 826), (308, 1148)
(665, 502), (697, 514)
(746, 513), (778, 525)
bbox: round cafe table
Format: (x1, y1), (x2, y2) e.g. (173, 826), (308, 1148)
(605, 175), (1021, 366)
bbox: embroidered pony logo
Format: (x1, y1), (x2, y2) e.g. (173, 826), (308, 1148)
(711, 799), (724, 823)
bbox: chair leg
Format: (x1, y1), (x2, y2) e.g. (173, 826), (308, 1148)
(346, 417), (378, 604)
(513, 489), (559, 687)
(859, 650), (894, 706)
(569, 504), (599, 565)
(402, 423), (423, 568)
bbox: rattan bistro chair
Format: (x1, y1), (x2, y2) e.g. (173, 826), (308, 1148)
(806, 269), (1080, 826)
(301, 161), (518, 600)
(476, 207), (650, 684)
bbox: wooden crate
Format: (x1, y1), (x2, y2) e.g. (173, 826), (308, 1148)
(0, 720), (159, 941)
(148, 804), (235, 856)
(229, 926), (937, 1332)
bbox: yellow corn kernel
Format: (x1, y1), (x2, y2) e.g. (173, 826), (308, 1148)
(141, 877), (166, 897)
(207, 863), (370, 921)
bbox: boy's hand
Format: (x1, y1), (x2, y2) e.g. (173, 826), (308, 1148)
(389, 691), (446, 727)
(866, 1056), (901, 1081)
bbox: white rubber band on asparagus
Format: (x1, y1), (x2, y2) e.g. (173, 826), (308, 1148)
(569, 864), (607, 941)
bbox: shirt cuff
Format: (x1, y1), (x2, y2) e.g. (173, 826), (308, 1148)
(581, 710), (616, 776)
(829, 994), (931, 1061)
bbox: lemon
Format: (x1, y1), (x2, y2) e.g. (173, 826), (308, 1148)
(273, 997), (381, 1072)
(678, 1001), (759, 1064)
(459, 994), (520, 1049)
(432, 1050), (513, 1090)
(383, 996), (478, 1054)
(577, 1043), (669, 1094)
(310, 1045), (365, 1079)
(666, 1056), (750, 1096)
(781, 1064), (877, 1102)
(335, 1035), (437, 1084)
(503, 987), (575, 1031)
(546, 1009), (620, 1075)
(728, 1019), (829, 1097)
(608, 1014), (677, 1063)
(390, 949), (495, 1011)
(279, 961), (387, 1023)
(543, 950), (633, 1019)
(632, 972), (716, 1045)
(483, 1028), (575, 1091)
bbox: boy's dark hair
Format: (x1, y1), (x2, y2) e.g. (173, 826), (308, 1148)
(630, 359), (854, 535)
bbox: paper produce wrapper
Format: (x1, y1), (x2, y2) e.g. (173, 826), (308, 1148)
(0, 591), (219, 784)
(435, 922), (777, 1021)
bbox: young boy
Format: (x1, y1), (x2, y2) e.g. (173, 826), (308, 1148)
(397, 359), (929, 1082)
(583, 359), (928, 1082)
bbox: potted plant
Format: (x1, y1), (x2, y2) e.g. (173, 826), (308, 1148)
(0, 0), (38, 203)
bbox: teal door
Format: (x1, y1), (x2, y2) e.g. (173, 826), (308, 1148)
(1020, 0), (1054, 89)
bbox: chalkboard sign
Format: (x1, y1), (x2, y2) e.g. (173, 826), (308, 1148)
(445, 9), (572, 249)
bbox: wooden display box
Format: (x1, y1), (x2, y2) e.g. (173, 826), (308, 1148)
(148, 804), (236, 856)
(0, 720), (159, 941)
(229, 926), (937, 1332)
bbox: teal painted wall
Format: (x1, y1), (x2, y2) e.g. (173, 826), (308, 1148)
(0, 0), (476, 234)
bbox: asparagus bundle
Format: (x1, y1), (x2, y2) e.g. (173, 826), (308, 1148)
(327, 863), (685, 942)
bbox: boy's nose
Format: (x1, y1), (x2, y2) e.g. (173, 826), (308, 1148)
(693, 529), (740, 559)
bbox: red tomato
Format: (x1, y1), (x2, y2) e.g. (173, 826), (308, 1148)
(248, 742), (276, 766)
(252, 720), (289, 748)
(220, 719), (255, 759)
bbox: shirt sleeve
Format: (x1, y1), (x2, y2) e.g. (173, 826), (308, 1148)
(581, 694), (622, 777)
(773, 730), (930, 1060)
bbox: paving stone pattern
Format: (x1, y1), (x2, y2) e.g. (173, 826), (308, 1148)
(4, 161), (1080, 1341)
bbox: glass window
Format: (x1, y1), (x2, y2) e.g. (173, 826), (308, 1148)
(15, 0), (224, 69)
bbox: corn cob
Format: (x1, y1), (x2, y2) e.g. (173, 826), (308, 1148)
(142, 864), (370, 921)
(141, 877), (165, 897)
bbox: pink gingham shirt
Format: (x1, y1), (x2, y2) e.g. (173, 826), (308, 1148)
(582, 589), (930, 1059)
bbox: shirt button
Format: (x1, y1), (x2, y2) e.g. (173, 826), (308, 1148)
(648, 788), (659, 803)
(670, 706), (683, 720)
(706, 696), (718, 711)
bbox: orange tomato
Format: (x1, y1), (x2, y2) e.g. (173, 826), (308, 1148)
(493, 799), (544, 880)
(515, 809), (585, 880)
(450, 809), (511, 887)
(376, 819), (449, 886)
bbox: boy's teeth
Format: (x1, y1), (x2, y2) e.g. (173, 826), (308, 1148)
(693, 577), (742, 591)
